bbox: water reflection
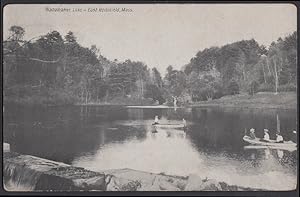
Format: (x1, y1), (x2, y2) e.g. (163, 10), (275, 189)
(3, 105), (297, 190)
(264, 148), (271, 159)
(72, 125), (296, 190)
(72, 126), (200, 177)
(277, 150), (284, 161)
(148, 128), (186, 139)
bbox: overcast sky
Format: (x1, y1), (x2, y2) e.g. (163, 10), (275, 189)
(4, 4), (297, 74)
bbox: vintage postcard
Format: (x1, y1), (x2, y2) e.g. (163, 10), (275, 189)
(2, 2), (297, 192)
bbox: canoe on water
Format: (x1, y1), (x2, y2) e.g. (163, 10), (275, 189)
(126, 105), (184, 109)
(153, 124), (186, 129)
(243, 145), (297, 152)
(155, 127), (186, 133)
(243, 135), (297, 149)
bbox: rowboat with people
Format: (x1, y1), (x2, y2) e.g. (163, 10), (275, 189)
(243, 135), (297, 149)
(243, 145), (297, 152)
(152, 115), (187, 130)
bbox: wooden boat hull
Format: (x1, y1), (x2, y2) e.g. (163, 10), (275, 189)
(243, 135), (297, 149)
(243, 145), (297, 152)
(126, 105), (184, 109)
(154, 124), (185, 129)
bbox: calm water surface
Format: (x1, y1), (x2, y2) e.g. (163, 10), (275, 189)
(3, 105), (297, 190)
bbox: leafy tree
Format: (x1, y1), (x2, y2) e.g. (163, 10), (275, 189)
(151, 67), (163, 88)
(227, 80), (239, 95)
(248, 81), (259, 96)
(144, 84), (165, 104)
(164, 66), (187, 98)
(65, 31), (77, 43)
(3, 25), (296, 106)
(8, 25), (25, 41)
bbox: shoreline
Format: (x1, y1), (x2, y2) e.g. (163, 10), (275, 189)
(187, 92), (297, 110)
(187, 103), (296, 110)
(4, 92), (297, 110)
(75, 103), (296, 111)
(4, 102), (296, 110)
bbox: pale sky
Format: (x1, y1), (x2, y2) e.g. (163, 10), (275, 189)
(3, 4), (297, 74)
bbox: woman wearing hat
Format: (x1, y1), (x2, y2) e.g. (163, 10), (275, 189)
(249, 128), (256, 139)
(275, 133), (284, 143)
(260, 129), (270, 142)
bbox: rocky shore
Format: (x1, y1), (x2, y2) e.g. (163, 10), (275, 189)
(3, 151), (264, 191)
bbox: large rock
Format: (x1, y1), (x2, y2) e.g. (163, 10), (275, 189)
(198, 179), (222, 191)
(149, 176), (180, 191)
(103, 169), (184, 191)
(219, 181), (238, 191)
(105, 174), (141, 191)
(3, 152), (106, 191)
(184, 174), (222, 191)
(158, 180), (181, 191)
(184, 174), (203, 191)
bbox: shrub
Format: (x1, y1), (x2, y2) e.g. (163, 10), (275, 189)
(248, 81), (259, 95)
(226, 80), (239, 95)
(278, 83), (297, 92)
(257, 83), (274, 92)
(144, 84), (165, 104)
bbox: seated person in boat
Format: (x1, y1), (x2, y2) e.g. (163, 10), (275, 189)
(275, 133), (284, 143)
(249, 128), (256, 139)
(260, 129), (270, 142)
(291, 130), (297, 143)
(152, 115), (159, 125)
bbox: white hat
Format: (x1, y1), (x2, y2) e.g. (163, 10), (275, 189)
(264, 129), (269, 132)
(250, 128), (255, 132)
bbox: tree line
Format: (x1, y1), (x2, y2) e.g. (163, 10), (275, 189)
(165, 32), (296, 102)
(3, 26), (297, 106)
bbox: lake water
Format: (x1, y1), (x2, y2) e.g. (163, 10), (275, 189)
(3, 105), (297, 190)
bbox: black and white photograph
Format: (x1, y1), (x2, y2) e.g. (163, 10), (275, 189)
(2, 3), (298, 192)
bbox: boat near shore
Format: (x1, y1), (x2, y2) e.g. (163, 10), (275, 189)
(153, 124), (186, 130)
(243, 135), (297, 151)
(125, 105), (185, 109)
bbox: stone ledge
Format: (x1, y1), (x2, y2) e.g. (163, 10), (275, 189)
(3, 151), (265, 191)
(102, 168), (265, 191)
(3, 152), (106, 191)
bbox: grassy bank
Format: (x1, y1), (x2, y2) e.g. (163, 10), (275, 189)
(4, 91), (297, 110)
(4, 94), (155, 107)
(189, 92), (297, 110)
(76, 97), (155, 106)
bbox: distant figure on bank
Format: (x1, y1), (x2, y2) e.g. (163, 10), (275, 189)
(249, 128), (256, 139)
(152, 115), (159, 125)
(182, 118), (187, 132)
(260, 129), (270, 142)
(276, 133), (284, 143)
(172, 96), (177, 108)
(182, 118), (187, 127)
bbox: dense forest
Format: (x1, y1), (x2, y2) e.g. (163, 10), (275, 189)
(3, 26), (297, 106)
